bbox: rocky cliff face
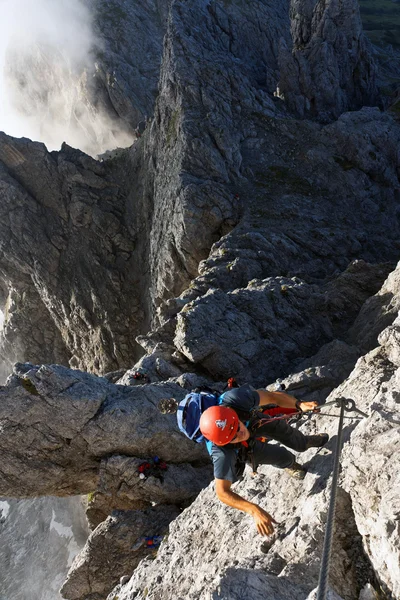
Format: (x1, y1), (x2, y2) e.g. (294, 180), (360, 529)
(0, 0), (400, 599)
(278, 0), (379, 121)
(108, 304), (400, 600)
(0, 496), (89, 600)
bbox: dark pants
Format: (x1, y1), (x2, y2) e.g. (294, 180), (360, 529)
(248, 419), (308, 471)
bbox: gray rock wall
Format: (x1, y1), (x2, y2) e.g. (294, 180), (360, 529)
(107, 316), (400, 600)
(278, 0), (379, 121)
(0, 1), (399, 377)
(0, 496), (89, 600)
(0, 1), (399, 599)
(0, 363), (209, 499)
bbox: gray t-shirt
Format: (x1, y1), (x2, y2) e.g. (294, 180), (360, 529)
(206, 384), (260, 482)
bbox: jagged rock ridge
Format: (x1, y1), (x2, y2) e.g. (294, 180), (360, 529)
(0, 0), (399, 599)
(2, 0), (399, 378)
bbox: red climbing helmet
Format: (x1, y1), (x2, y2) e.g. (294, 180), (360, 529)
(199, 406), (239, 445)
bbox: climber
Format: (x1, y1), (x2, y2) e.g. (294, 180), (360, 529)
(199, 384), (329, 537)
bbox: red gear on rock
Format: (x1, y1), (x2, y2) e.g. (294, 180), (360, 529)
(227, 377), (238, 389)
(138, 462), (151, 473)
(199, 405), (239, 445)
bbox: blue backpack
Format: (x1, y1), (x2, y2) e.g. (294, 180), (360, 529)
(177, 391), (221, 443)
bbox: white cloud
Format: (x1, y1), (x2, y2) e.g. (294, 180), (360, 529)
(0, 0), (133, 156)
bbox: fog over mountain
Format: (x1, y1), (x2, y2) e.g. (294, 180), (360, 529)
(0, 0), (133, 156)
(0, 0), (399, 600)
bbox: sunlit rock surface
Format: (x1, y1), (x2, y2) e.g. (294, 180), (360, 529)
(107, 317), (399, 600)
(61, 506), (179, 600)
(0, 0), (399, 599)
(0, 363), (209, 498)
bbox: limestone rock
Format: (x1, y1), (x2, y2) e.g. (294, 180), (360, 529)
(358, 583), (378, 600)
(339, 356), (400, 598)
(0, 496), (88, 600)
(278, 0), (379, 121)
(0, 363), (208, 498)
(97, 455), (212, 509)
(2, 1), (400, 380)
(90, 0), (168, 131)
(174, 262), (390, 386)
(0, 138), (142, 374)
(61, 506), (179, 600)
(1, 2), (400, 600)
(266, 339), (360, 404)
(0, 283), (70, 379)
(349, 260), (400, 352)
(165, 106), (400, 312)
(106, 325), (400, 600)
(306, 589), (344, 600)
(108, 461), (372, 600)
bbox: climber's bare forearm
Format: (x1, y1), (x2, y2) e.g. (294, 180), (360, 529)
(216, 481), (258, 514)
(215, 479), (276, 536)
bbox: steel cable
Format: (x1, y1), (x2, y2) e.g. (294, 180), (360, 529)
(316, 397), (346, 600)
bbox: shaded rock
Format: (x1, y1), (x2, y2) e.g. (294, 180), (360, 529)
(91, 0), (168, 131)
(0, 137), (142, 374)
(266, 339), (360, 404)
(295, 339), (359, 372)
(117, 351), (183, 386)
(0, 496), (89, 600)
(2, 1), (400, 382)
(0, 282), (70, 378)
(307, 589), (344, 600)
(278, 0), (379, 121)
(62, 506), (179, 600)
(85, 490), (150, 531)
(378, 315), (400, 367)
(169, 106), (400, 302)
(133, 0), (290, 311)
(97, 455), (212, 508)
(359, 583), (378, 600)
(349, 261), (400, 352)
(102, 369), (127, 384)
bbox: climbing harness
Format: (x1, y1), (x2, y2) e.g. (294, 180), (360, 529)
(316, 397), (367, 600)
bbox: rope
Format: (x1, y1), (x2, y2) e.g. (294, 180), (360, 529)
(316, 397), (353, 600)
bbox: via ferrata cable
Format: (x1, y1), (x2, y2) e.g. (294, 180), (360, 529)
(316, 397), (367, 600)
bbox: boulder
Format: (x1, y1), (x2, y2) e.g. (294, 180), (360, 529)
(0, 363), (208, 498)
(61, 506), (179, 600)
